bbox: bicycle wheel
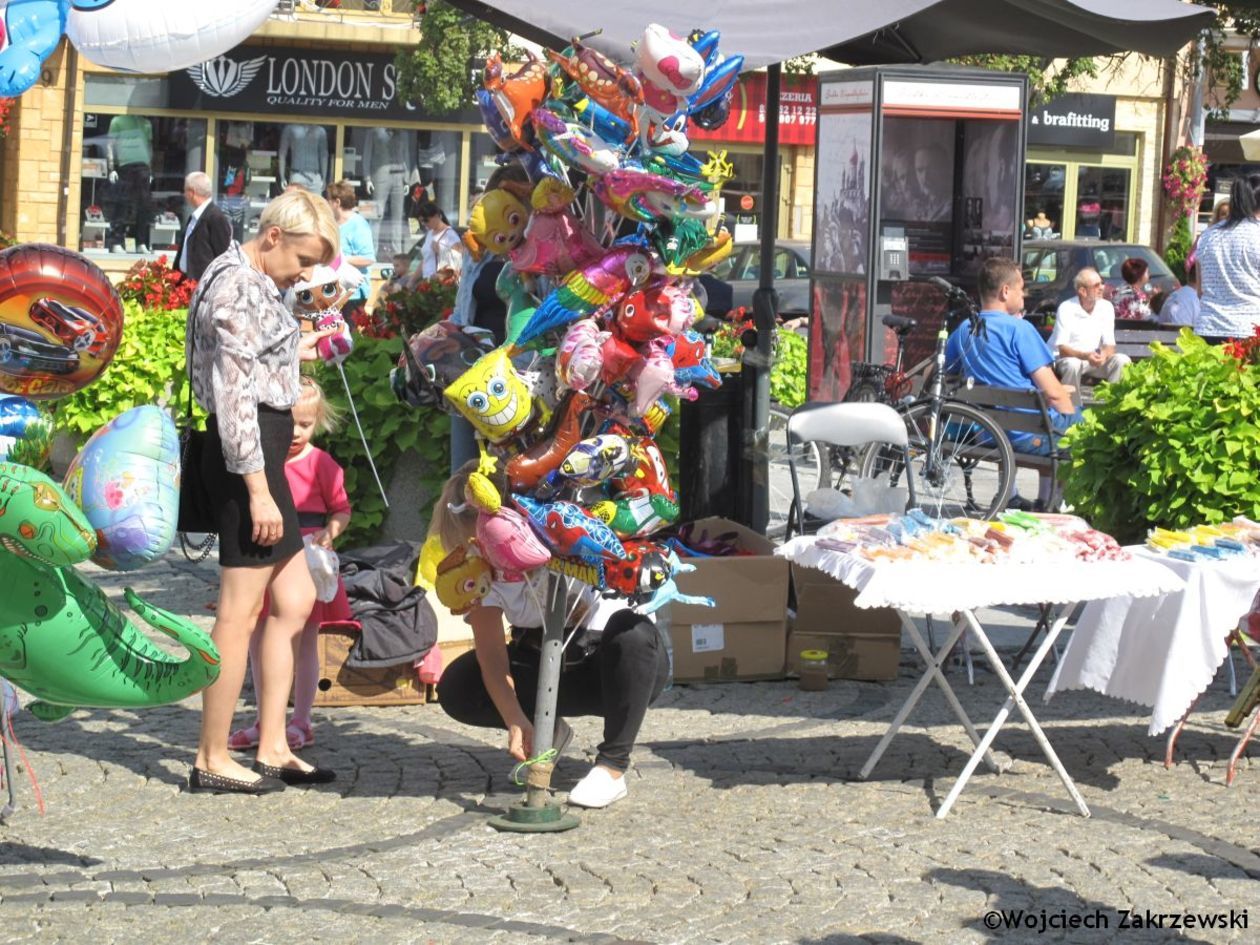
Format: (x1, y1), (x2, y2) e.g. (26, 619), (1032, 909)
(766, 403), (831, 539)
(858, 401), (1015, 520)
(845, 378), (886, 404)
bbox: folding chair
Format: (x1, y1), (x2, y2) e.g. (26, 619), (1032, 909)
(783, 401), (916, 541)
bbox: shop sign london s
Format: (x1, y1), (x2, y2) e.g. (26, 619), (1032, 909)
(1027, 93), (1116, 150)
(169, 46), (477, 123)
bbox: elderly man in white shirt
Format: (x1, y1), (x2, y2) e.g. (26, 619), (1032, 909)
(1048, 267), (1131, 406)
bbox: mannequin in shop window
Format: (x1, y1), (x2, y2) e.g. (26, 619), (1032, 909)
(278, 125), (329, 196)
(105, 115), (155, 253)
(219, 121), (254, 242)
(362, 128), (417, 260)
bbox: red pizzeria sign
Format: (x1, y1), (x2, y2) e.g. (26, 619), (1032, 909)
(689, 74), (818, 147)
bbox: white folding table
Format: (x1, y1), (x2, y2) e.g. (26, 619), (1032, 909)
(777, 539), (1184, 818)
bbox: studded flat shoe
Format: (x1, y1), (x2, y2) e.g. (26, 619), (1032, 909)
(253, 760), (336, 785)
(188, 767), (286, 795)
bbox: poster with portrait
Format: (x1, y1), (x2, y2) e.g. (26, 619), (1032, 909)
(879, 117), (955, 275)
(958, 119), (1020, 277)
(813, 85), (872, 276)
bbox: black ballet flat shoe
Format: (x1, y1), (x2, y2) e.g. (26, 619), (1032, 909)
(253, 760), (337, 785)
(188, 767), (286, 795)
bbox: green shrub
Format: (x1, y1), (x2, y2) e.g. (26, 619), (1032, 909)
(1061, 330), (1260, 543)
(52, 302), (197, 440)
(312, 336), (451, 547)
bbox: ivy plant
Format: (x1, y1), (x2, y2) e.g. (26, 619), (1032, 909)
(312, 335), (451, 547)
(1061, 330), (1260, 544)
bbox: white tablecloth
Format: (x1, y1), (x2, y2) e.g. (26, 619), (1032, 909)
(1046, 548), (1260, 735)
(776, 538), (1184, 614)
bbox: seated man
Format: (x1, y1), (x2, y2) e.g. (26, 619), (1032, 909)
(945, 257), (1079, 508)
(1048, 267), (1131, 405)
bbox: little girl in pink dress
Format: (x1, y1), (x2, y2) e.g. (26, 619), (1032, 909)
(230, 377), (352, 750)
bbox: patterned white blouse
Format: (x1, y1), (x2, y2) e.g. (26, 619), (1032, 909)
(185, 243), (300, 474)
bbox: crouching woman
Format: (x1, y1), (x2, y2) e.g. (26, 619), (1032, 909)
(429, 463), (670, 808)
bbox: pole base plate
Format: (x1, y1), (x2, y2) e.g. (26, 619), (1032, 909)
(488, 801), (580, 833)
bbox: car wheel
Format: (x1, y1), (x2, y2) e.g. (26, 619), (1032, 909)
(73, 332), (95, 353)
(0, 338), (10, 362)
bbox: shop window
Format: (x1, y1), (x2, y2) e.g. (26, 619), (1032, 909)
(1024, 163), (1065, 240)
(467, 132), (503, 220)
(79, 113), (206, 255)
(1074, 166), (1131, 241)
(213, 121), (335, 245)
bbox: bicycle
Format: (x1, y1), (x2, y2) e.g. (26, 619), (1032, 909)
(856, 278), (1016, 520)
(845, 312), (931, 406)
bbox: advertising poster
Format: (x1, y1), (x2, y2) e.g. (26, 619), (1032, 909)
(958, 120), (1020, 277)
(814, 95), (872, 276)
(879, 117), (955, 275)
(809, 276), (868, 402)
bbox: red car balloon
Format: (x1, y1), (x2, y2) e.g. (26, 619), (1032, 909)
(0, 244), (124, 400)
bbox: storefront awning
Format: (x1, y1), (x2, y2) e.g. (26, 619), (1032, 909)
(445, 0), (1216, 70)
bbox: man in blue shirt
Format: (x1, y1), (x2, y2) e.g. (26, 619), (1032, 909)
(326, 180), (376, 318)
(944, 257), (1078, 507)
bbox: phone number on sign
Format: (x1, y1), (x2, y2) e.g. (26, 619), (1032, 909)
(983, 908), (1249, 933)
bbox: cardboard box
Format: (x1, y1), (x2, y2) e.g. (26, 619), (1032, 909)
(313, 627), (426, 707)
(788, 563), (903, 681)
(664, 517), (791, 682)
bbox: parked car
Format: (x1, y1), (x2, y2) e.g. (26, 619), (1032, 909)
(27, 298), (106, 357)
(1021, 239), (1179, 319)
(0, 324), (81, 377)
(711, 240), (812, 318)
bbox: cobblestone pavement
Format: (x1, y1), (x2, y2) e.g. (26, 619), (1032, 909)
(1, 552), (1258, 945)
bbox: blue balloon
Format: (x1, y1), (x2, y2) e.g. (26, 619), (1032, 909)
(62, 405), (180, 572)
(0, 1), (70, 98)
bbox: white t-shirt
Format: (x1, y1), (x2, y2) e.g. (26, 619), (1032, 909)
(1159, 285), (1200, 327)
(1048, 297), (1116, 356)
(479, 570), (606, 629)
(421, 226), (463, 279)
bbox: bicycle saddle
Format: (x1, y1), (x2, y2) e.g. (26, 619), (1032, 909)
(881, 314), (917, 334)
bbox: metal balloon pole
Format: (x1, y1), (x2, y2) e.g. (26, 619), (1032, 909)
(489, 571), (580, 832)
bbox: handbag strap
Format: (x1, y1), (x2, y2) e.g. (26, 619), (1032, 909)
(185, 264), (230, 426)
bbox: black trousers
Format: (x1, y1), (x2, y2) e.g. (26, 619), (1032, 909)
(437, 610), (670, 772)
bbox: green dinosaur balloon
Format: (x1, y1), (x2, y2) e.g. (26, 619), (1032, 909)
(0, 461), (96, 566)
(0, 554), (221, 721)
(0, 461), (220, 721)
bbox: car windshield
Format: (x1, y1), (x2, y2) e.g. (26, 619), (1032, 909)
(1090, 246), (1173, 281)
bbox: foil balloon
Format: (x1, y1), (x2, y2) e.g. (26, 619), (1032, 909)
(603, 539), (708, 613)
(496, 266), (538, 347)
(62, 405), (179, 571)
(67, 1), (280, 74)
(531, 107), (624, 178)
(593, 168), (710, 224)
(514, 244), (652, 349)
(475, 506), (551, 582)
(556, 319), (607, 393)
(0, 243), (124, 400)
(636, 24), (705, 111)
(443, 348), (534, 444)
(0, 460), (96, 565)
(483, 50), (548, 148)
(475, 88), (521, 153)
(433, 544), (493, 616)
(513, 494), (627, 565)
(0, 0), (67, 98)
(509, 180), (605, 278)
(671, 329), (721, 390)
(633, 337), (696, 417)
(392, 320), (495, 409)
(556, 434), (632, 487)
(590, 490), (679, 539)
(505, 390), (591, 493)
(469, 188), (529, 256)
(546, 41), (643, 138)
(612, 437), (677, 509)
(615, 281), (695, 343)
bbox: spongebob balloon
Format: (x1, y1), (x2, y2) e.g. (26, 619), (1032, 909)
(443, 348), (534, 444)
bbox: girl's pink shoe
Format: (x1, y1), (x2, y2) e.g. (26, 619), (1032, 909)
(227, 723), (261, 751)
(286, 720), (314, 750)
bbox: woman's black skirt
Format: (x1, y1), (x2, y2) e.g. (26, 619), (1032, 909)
(202, 405), (303, 568)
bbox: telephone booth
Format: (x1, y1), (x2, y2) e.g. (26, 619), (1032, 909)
(808, 65), (1029, 401)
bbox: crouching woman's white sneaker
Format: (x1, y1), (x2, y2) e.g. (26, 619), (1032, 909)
(567, 765), (628, 808)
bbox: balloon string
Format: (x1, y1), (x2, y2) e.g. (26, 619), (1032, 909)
(1, 705), (44, 816)
(336, 361), (389, 508)
(511, 748), (559, 787)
